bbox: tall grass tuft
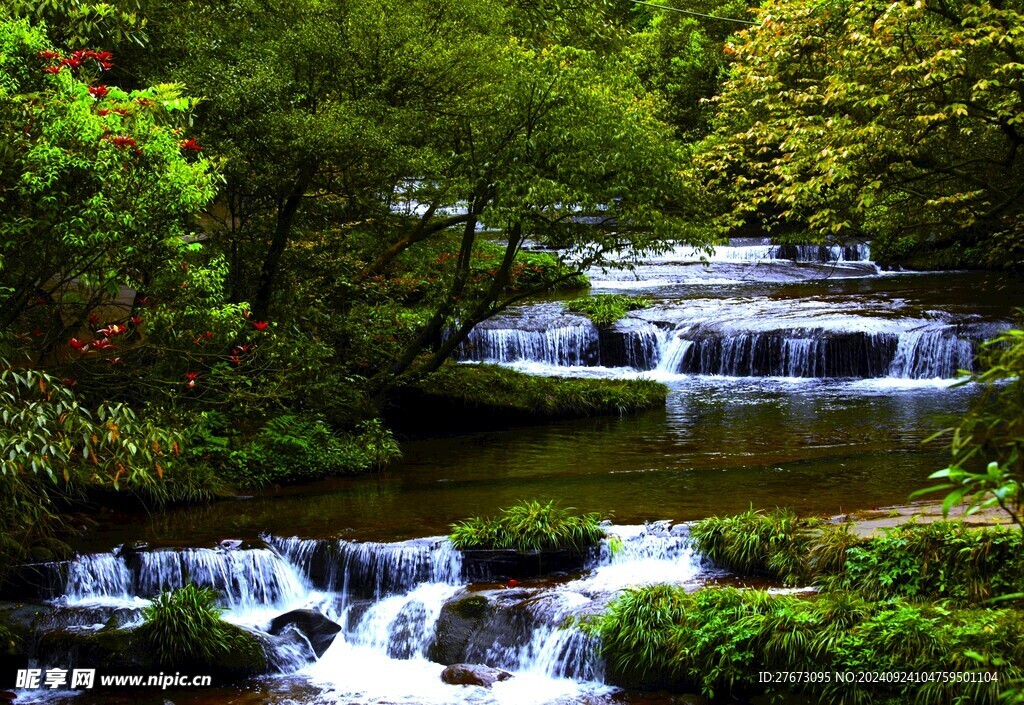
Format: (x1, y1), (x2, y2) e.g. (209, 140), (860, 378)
(450, 499), (605, 552)
(136, 584), (262, 669)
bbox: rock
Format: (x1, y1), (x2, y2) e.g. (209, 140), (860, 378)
(460, 546), (597, 582)
(267, 609), (341, 658)
(440, 663), (513, 688)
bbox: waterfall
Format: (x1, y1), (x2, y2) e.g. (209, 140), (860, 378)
(889, 330), (975, 379)
(34, 525), (707, 702)
(458, 324), (600, 366)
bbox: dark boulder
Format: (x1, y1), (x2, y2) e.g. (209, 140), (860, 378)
(460, 546), (596, 582)
(440, 663), (513, 688)
(267, 609), (341, 658)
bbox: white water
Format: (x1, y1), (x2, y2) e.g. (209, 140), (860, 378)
(30, 525), (707, 704)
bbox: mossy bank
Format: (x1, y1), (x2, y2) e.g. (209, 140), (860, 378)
(388, 363), (667, 431)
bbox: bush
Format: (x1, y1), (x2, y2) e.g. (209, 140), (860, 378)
(185, 412), (401, 489)
(449, 499), (605, 552)
(692, 508), (1024, 602)
(565, 294), (652, 327)
(588, 585), (1024, 702)
(136, 585), (264, 670)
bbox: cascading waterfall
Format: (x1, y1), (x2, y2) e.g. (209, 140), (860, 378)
(30, 526), (707, 703)
(459, 324), (600, 366)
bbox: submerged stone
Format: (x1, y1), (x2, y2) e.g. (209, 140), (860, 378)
(440, 663), (513, 687)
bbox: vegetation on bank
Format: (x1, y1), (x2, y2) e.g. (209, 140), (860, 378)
(402, 363), (668, 424)
(692, 507), (1024, 603)
(137, 584), (265, 671)
(449, 500), (605, 552)
(587, 584), (1023, 702)
(565, 294), (653, 327)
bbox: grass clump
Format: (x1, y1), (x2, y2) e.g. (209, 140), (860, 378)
(136, 584), (265, 670)
(587, 585), (1024, 702)
(415, 363), (667, 421)
(692, 507), (1024, 602)
(565, 294), (652, 327)
(449, 499), (605, 552)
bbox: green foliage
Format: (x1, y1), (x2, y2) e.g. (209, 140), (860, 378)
(185, 412), (400, 489)
(693, 508), (1024, 602)
(827, 523), (1024, 604)
(697, 0), (1024, 265)
(137, 584), (263, 670)
(691, 506), (817, 585)
(414, 363), (667, 419)
(588, 585), (1024, 702)
(0, 17), (214, 337)
(0, 365), (189, 566)
(449, 499), (605, 552)
(915, 326), (1024, 531)
(565, 294), (652, 327)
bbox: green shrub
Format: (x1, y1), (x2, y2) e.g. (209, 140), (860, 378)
(449, 499), (605, 552)
(186, 412), (402, 488)
(692, 508), (1024, 602)
(588, 585), (1024, 702)
(826, 522), (1024, 603)
(136, 585), (263, 670)
(565, 294), (652, 327)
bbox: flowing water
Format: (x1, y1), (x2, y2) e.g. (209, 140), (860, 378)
(10, 239), (1024, 703)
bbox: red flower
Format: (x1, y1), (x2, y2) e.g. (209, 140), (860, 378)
(234, 343), (252, 354)
(89, 85), (110, 99)
(229, 354), (242, 365)
(97, 108), (110, 117)
(136, 295), (150, 305)
(32, 327), (43, 337)
(241, 310), (251, 319)
(130, 315), (143, 325)
(61, 57), (82, 69)
(184, 371), (200, 389)
(44, 66), (63, 74)
(113, 108), (130, 116)
(107, 357), (123, 365)
(204, 330), (213, 340)
(108, 135), (137, 149)
(63, 378), (77, 387)
(68, 337), (88, 351)
(37, 50), (61, 61)
(88, 313), (100, 325)
(252, 320), (270, 332)
(91, 338), (114, 350)
(97, 324), (124, 337)
(179, 138), (203, 152)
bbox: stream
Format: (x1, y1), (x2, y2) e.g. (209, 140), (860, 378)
(9, 239), (1024, 703)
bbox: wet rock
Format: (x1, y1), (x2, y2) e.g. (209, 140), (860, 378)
(34, 623), (269, 681)
(440, 663), (513, 687)
(1, 562), (67, 600)
(460, 546), (597, 582)
(430, 588), (542, 668)
(267, 609), (341, 658)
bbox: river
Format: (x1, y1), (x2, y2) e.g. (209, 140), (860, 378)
(11, 240), (1024, 704)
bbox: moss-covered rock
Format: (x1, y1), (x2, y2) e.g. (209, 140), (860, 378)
(390, 363), (666, 430)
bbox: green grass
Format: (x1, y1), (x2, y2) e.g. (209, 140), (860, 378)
(691, 507), (1024, 602)
(416, 363), (667, 419)
(136, 584), (264, 669)
(565, 294), (652, 327)
(449, 499), (605, 552)
(586, 585), (1024, 702)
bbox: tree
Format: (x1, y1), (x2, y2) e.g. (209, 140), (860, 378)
(0, 17), (214, 357)
(696, 0), (1024, 264)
